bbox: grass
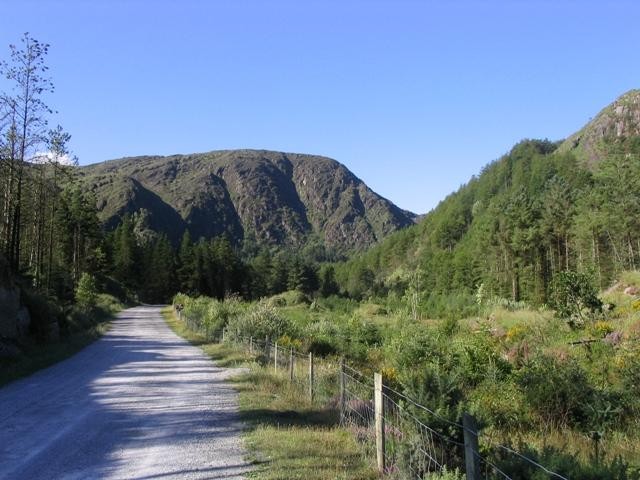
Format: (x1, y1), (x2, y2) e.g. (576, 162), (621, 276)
(0, 300), (117, 388)
(162, 307), (377, 480)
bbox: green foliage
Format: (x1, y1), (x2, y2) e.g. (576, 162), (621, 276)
(227, 301), (292, 341)
(516, 354), (592, 428)
(173, 293), (246, 340)
(318, 264), (339, 297)
(468, 380), (528, 429)
(75, 273), (98, 310)
(22, 289), (62, 342)
(549, 271), (603, 326)
(333, 132), (640, 321)
(494, 444), (640, 480)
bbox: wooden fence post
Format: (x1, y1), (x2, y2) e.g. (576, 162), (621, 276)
(274, 342), (278, 373)
(308, 352), (314, 403)
(374, 372), (385, 474)
(339, 357), (345, 418)
(463, 413), (481, 480)
(221, 327), (226, 343)
(289, 348), (294, 381)
(249, 336), (253, 354)
(265, 336), (270, 364)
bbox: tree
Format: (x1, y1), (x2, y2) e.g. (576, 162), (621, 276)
(176, 230), (196, 292)
(549, 271), (602, 328)
(75, 272), (98, 310)
(141, 234), (175, 303)
(110, 215), (139, 288)
(318, 264), (339, 297)
(0, 34), (55, 273)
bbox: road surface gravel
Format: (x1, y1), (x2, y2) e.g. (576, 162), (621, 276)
(0, 306), (250, 479)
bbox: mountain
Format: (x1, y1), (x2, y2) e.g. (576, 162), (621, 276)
(334, 89), (640, 309)
(80, 150), (416, 252)
(558, 89), (640, 167)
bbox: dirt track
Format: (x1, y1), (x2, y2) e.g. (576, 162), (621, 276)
(0, 306), (250, 479)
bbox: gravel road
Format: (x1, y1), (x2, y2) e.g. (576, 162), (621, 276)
(0, 306), (250, 480)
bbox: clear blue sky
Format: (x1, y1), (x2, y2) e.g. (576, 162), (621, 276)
(1, 0), (639, 214)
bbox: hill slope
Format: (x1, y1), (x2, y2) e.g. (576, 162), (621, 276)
(81, 150), (416, 252)
(558, 89), (640, 167)
(335, 89), (640, 309)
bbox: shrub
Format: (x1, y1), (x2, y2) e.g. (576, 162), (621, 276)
(468, 380), (529, 429)
(23, 289), (61, 342)
(455, 333), (512, 387)
(227, 300), (292, 340)
(516, 354), (592, 428)
(75, 273), (98, 311)
(589, 320), (614, 338)
(494, 444), (640, 480)
(549, 271), (602, 327)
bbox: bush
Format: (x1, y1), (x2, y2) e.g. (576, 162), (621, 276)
(172, 293), (245, 340)
(75, 273), (98, 311)
(494, 444), (640, 480)
(549, 271), (603, 327)
(468, 380), (529, 429)
(454, 333), (511, 387)
(227, 301), (292, 340)
(516, 354), (592, 428)
(23, 289), (61, 342)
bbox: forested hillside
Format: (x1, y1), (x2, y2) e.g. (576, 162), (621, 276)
(336, 90), (640, 315)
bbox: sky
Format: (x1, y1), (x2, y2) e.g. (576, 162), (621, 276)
(1, 0), (639, 214)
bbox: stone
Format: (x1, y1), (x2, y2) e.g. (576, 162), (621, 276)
(0, 339), (21, 358)
(16, 307), (31, 338)
(0, 286), (20, 339)
(47, 321), (60, 343)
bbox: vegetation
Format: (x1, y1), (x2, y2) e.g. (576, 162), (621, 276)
(173, 282), (640, 477)
(163, 307), (377, 480)
(0, 292), (122, 387)
(335, 131), (640, 314)
(80, 149), (415, 254)
(3, 31), (640, 478)
(0, 35), (122, 371)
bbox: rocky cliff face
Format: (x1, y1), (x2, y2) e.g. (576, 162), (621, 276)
(81, 150), (416, 252)
(559, 89), (640, 167)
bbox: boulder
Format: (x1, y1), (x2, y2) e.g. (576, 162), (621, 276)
(16, 307), (30, 338)
(46, 321), (60, 343)
(0, 286), (20, 339)
(0, 338), (21, 358)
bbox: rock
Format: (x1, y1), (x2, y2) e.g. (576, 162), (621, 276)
(624, 286), (639, 296)
(16, 307), (30, 338)
(0, 286), (20, 339)
(604, 331), (623, 346)
(0, 338), (21, 358)
(47, 321), (60, 343)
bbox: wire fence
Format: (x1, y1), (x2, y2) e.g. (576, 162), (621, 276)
(175, 306), (572, 479)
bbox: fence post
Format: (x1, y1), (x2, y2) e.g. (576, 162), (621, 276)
(221, 327), (226, 343)
(249, 336), (253, 354)
(274, 342), (278, 373)
(339, 357), (345, 418)
(308, 352), (314, 403)
(265, 336), (270, 364)
(374, 372), (385, 474)
(463, 413), (481, 480)
(289, 348), (294, 381)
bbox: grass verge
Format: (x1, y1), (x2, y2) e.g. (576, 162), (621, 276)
(163, 307), (377, 480)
